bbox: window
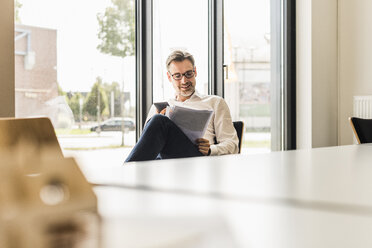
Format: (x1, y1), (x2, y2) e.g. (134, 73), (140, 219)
(223, 0), (272, 154)
(9, 0), (295, 163)
(15, 0), (137, 159)
(152, 0), (209, 102)
(144, 0), (295, 153)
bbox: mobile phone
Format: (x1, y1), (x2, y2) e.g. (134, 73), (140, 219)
(154, 102), (169, 112)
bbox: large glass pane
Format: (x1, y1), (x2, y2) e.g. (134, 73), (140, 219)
(153, 0), (208, 102)
(224, 0), (271, 154)
(15, 0), (136, 165)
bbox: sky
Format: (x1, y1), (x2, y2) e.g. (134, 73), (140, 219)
(18, 0), (270, 97)
(18, 0), (131, 92)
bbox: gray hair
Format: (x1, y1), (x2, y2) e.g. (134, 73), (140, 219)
(166, 50), (195, 71)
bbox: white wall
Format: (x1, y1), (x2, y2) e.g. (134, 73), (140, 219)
(0, 0), (15, 117)
(296, 0), (338, 149)
(338, 0), (372, 145)
(297, 0), (372, 148)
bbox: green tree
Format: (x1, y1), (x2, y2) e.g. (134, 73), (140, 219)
(83, 78), (108, 118)
(103, 81), (123, 116)
(15, 0), (22, 23)
(97, 0), (134, 145)
(58, 84), (66, 96)
(67, 92), (84, 121)
(97, 0), (135, 57)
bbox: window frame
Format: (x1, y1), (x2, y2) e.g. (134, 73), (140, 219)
(208, 0), (224, 97)
(135, 0), (296, 148)
(282, 0), (296, 150)
(135, 0), (153, 140)
(270, 0), (296, 151)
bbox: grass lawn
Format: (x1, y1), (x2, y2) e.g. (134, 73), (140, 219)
(240, 104), (270, 117)
(243, 140), (271, 148)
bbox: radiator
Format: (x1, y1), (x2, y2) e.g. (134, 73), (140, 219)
(353, 96), (372, 118)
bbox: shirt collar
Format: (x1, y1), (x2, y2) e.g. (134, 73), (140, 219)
(173, 90), (203, 102)
(189, 90), (203, 100)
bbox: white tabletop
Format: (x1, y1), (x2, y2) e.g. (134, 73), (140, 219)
(96, 186), (372, 248)
(79, 144), (372, 247)
(81, 144), (372, 212)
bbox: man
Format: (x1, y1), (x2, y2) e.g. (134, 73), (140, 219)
(125, 50), (238, 162)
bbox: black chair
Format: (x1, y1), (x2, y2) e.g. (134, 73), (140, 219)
(349, 117), (372, 144)
(214, 121), (244, 153)
(233, 121), (244, 153)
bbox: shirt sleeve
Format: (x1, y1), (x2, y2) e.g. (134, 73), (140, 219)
(209, 98), (239, 155)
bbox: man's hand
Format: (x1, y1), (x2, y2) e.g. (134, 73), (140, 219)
(156, 108), (167, 115)
(196, 138), (211, 156)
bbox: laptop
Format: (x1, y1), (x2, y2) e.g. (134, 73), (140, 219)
(0, 117), (63, 157)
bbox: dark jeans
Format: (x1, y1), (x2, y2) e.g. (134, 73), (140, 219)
(124, 114), (204, 162)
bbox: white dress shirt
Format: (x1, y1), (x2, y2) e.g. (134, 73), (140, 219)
(146, 91), (239, 156)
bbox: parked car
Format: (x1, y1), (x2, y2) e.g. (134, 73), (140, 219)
(90, 118), (135, 132)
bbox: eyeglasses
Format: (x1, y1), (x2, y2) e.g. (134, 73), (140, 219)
(169, 70), (195, 80)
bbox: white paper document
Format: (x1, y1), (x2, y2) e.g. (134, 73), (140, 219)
(167, 105), (213, 144)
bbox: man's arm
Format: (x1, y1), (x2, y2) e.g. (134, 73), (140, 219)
(209, 98), (239, 155)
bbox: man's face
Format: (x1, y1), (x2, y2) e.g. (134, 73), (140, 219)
(167, 60), (197, 98)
